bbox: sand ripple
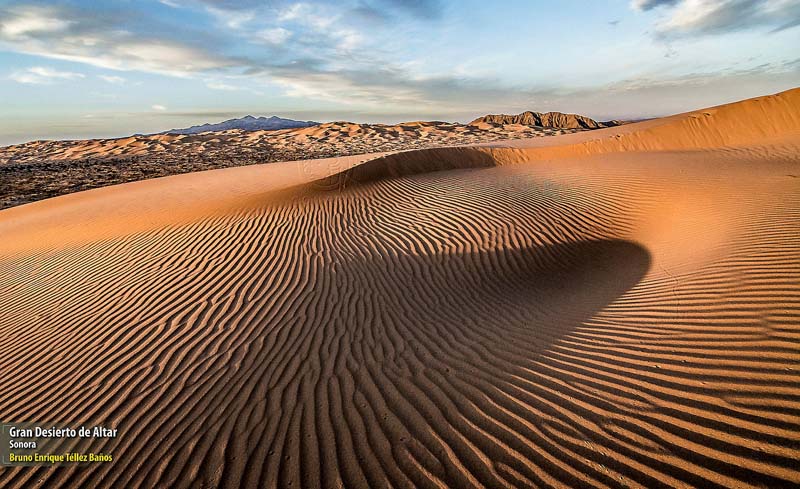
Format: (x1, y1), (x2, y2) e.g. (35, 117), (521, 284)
(0, 91), (798, 488)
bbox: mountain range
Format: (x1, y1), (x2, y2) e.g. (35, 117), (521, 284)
(161, 115), (319, 135)
(152, 110), (625, 137)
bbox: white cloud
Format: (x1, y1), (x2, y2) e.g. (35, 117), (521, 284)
(662, 0), (722, 31)
(271, 69), (434, 109)
(152, 104), (167, 111)
(279, 3), (335, 30)
(9, 66), (85, 84)
(37, 41), (234, 77)
(0, 5), (238, 78)
(633, 0), (800, 36)
(206, 6), (255, 29)
(278, 3), (310, 21)
(257, 27), (292, 44)
(335, 29), (363, 51)
(206, 81), (239, 90)
(28, 66), (83, 79)
(99, 74), (126, 84)
(110, 41), (234, 75)
(0, 6), (71, 39)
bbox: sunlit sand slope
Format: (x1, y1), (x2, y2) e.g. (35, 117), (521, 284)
(506, 86), (800, 156)
(0, 89), (798, 488)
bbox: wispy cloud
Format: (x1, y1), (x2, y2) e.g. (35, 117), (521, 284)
(0, 4), (239, 77)
(608, 57), (800, 90)
(152, 104), (167, 111)
(99, 74), (126, 84)
(277, 3), (311, 22)
(347, 0), (445, 22)
(0, 5), (71, 38)
(256, 27), (292, 44)
(206, 81), (239, 90)
(0, 1), (531, 110)
(9, 66), (85, 84)
(632, 0), (800, 37)
(278, 3), (334, 29)
(206, 6), (255, 29)
(631, 0), (680, 11)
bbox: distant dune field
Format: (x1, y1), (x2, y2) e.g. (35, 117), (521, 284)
(0, 89), (798, 488)
(0, 119), (586, 210)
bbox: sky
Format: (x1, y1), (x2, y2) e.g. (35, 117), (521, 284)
(0, 0), (798, 145)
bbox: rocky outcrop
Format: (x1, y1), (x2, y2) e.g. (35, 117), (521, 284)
(470, 111), (621, 129)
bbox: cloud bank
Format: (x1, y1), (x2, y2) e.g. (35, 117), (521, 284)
(632, 0), (800, 37)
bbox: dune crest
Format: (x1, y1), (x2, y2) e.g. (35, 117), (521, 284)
(309, 88), (800, 190)
(510, 87), (800, 157)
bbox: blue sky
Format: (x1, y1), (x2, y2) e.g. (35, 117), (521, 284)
(0, 0), (798, 144)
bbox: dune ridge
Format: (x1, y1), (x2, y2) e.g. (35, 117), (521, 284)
(313, 88), (800, 189)
(506, 87), (800, 157)
(0, 89), (798, 488)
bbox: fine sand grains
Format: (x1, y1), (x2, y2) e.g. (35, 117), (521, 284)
(0, 90), (798, 488)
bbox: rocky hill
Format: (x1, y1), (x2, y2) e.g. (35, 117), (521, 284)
(470, 111), (621, 129)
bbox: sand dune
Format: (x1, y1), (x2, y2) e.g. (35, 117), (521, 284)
(0, 119), (588, 210)
(0, 89), (798, 488)
(504, 87), (800, 156)
(0, 120), (580, 166)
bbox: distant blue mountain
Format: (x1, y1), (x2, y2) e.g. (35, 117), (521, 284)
(162, 115), (319, 135)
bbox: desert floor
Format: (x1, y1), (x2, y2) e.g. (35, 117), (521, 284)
(0, 89), (798, 488)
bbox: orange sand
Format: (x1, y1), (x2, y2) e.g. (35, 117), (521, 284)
(0, 89), (798, 488)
